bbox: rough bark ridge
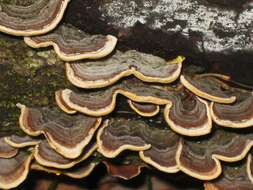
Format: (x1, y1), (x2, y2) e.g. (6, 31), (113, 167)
(65, 0), (253, 85)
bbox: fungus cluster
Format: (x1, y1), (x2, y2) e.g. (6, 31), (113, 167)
(0, 1), (252, 189)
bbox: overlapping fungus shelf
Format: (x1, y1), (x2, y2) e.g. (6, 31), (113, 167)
(17, 104), (101, 158)
(102, 153), (145, 180)
(176, 128), (253, 180)
(97, 119), (151, 158)
(31, 157), (97, 179)
(164, 87), (212, 136)
(4, 135), (40, 148)
(65, 50), (184, 89)
(34, 140), (97, 169)
(0, 0), (71, 36)
(204, 160), (253, 190)
(56, 79), (176, 116)
(0, 137), (18, 158)
(180, 73), (236, 104)
(211, 89), (253, 128)
(24, 24), (118, 61)
(127, 100), (160, 117)
(0, 150), (33, 189)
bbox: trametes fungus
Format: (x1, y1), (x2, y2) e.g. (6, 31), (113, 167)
(0, 0), (71, 36)
(24, 24), (117, 61)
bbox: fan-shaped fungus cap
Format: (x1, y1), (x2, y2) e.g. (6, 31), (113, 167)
(139, 123), (180, 173)
(0, 0), (71, 36)
(55, 90), (77, 114)
(176, 128), (253, 180)
(97, 119), (151, 158)
(24, 24), (117, 61)
(34, 140), (97, 169)
(164, 89), (212, 136)
(127, 100), (160, 117)
(4, 135), (40, 148)
(103, 160), (144, 180)
(0, 151), (33, 189)
(31, 158), (97, 179)
(57, 79), (175, 116)
(17, 104), (101, 159)
(0, 137), (18, 158)
(65, 50), (184, 89)
(205, 160), (253, 190)
(211, 91), (253, 128)
(180, 74), (236, 104)
(247, 152), (253, 184)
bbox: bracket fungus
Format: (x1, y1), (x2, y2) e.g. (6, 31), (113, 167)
(17, 104), (101, 158)
(65, 50), (184, 89)
(4, 135), (40, 148)
(56, 79), (176, 116)
(164, 89), (212, 136)
(97, 119), (151, 158)
(103, 159), (144, 180)
(127, 100), (160, 117)
(205, 160), (253, 190)
(211, 91), (253, 128)
(0, 0), (71, 36)
(180, 74), (236, 104)
(138, 124), (180, 173)
(24, 24), (118, 61)
(176, 128), (253, 180)
(31, 158), (97, 179)
(0, 137), (18, 158)
(34, 140), (97, 169)
(0, 151), (33, 189)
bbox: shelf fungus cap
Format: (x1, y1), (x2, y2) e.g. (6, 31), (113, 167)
(31, 158), (97, 179)
(24, 24), (117, 61)
(127, 100), (160, 117)
(34, 140), (97, 169)
(0, 151), (34, 189)
(97, 119), (151, 158)
(139, 126), (180, 173)
(57, 80), (174, 116)
(55, 90), (77, 114)
(164, 90), (212, 136)
(0, 137), (18, 158)
(0, 0), (71, 36)
(205, 160), (253, 190)
(17, 104), (101, 159)
(211, 92), (253, 128)
(103, 160), (144, 180)
(65, 50), (184, 89)
(4, 135), (40, 148)
(180, 74), (236, 104)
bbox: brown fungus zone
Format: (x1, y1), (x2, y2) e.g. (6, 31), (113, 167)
(56, 79), (177, 117)
(103, 160), (144, 180)
(0, 150), (34, 189)
(31, 157), (97, 179)
(17, 104), (101, 159)
(127, 100), (160, 117)
(164, 88), (212, 136)
(0, 0), (71, 36)
(180, 74), (236, 104)
(0, 137), (18, 158)
(24, 24), (117, 61)
(4, 135), (40, 148)
(211, 90), (253, 129)
(97, 119), (151, 158)
(205, 160), (253, 190)
(65, 50), (184, 89)
(34, 140), (97, 169)
(176, 128), (253, 180)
